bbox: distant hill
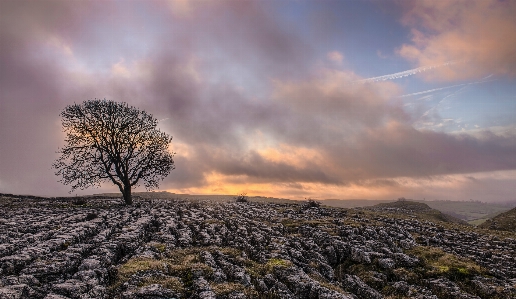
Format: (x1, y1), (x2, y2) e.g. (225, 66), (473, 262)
(366, 200), (468, 225)
(375, 200), (434, 211)
(319, 199), (391, 208)
(478, 206), (516, 231)
(317, 199), (515, 224)
(416, 200), (515, 222)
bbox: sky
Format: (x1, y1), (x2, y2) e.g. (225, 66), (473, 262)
(1, 0), (516, 202)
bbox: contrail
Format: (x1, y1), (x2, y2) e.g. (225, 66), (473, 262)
(399, 74), (495, 98)
(355, 61), (460, 83)
(399, 82), (471, 98)
(414, 74), (495, 123)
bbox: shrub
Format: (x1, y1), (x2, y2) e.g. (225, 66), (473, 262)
(304, 198), (320, 208)
(235, 192), (248, 203)
(73, 198), (87, 205)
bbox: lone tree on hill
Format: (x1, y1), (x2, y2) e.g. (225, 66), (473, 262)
(53, 99), (175, 205)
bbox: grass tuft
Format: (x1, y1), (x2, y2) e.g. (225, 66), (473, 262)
(405, 246), (485, 279)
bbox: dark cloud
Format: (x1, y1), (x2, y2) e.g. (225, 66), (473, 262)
(323, 123), (516, 181)
(204, 148), (339, 185)
(160, 155), (207, 190)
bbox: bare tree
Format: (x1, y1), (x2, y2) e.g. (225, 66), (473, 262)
(53, 99), (175, 205)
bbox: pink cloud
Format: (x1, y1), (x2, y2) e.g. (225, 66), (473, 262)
(327, 51), (344, 65)
(398, 0), (516, 81)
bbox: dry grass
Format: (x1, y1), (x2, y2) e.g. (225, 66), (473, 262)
(113, 246), (246, 290)
(149, 242), (167, 253)
(246, 258), (292, 277)
(139, 276), (184, 293)
(117, 257), (166, 280)
(280, 218), (341, 235)
(211, 282), (246, 295)
(406, 246), (486, 279)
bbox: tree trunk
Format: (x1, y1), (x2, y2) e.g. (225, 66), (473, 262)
(122, 184), (132, 205)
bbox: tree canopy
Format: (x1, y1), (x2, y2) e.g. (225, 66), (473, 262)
(53, 99), (174, 204)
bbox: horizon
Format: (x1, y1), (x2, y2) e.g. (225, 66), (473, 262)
(1, 1), (516, 203)
(3, 190), (516, 207)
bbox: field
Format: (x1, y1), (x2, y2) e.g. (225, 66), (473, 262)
(0, 194), (515, 299)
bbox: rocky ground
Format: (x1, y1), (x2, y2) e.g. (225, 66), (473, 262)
(0, 195), (515, 299)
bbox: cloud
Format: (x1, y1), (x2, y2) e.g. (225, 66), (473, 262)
(0, 1), (107, 196)
(0, 0), (311, 196)
(398, 0), (516, 81)
(166, 66), (516, 192)
(346, 123), (516, 178)
(166, 0), (195, 17)
(271, 69), (406, 142)
(179, 170), (516, 202)
(1, 1), (516, 203)
(111, 59), (132, 78)
(327, 51), (344, 65)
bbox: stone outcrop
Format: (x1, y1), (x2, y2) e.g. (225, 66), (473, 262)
(0, 195), (515, 298)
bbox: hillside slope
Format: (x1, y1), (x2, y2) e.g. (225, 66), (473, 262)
(366, 200), (468, 225)
(479, 206), (516, 231)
